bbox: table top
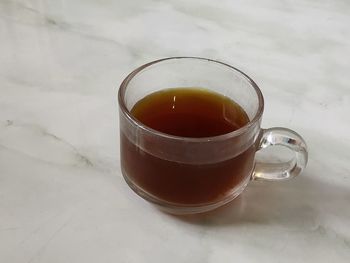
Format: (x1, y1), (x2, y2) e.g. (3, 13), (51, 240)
(1, 0), (350, 262)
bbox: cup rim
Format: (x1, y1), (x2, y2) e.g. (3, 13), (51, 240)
(118, 56), (264, 142)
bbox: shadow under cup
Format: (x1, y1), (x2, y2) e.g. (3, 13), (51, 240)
(118, 57), (265, 214)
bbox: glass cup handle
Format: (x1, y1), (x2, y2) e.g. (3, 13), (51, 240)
(253, 127), (308, 181)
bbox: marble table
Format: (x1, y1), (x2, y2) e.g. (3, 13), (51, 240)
(1, 0), (349, 262)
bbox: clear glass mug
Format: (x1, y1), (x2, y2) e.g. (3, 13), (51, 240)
(118, 57), (308, 214)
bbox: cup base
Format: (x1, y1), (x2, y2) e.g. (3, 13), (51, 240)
(121, 168), (251, 215)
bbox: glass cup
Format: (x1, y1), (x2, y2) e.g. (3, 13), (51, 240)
(118, 57), (308, 214)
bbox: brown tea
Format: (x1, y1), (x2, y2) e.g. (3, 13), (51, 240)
(121, 88), (255, 204)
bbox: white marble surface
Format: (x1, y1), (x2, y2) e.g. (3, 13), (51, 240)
(1, 0), (350, 262)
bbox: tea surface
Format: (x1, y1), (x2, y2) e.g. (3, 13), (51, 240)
(131, 88), (249, 137)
